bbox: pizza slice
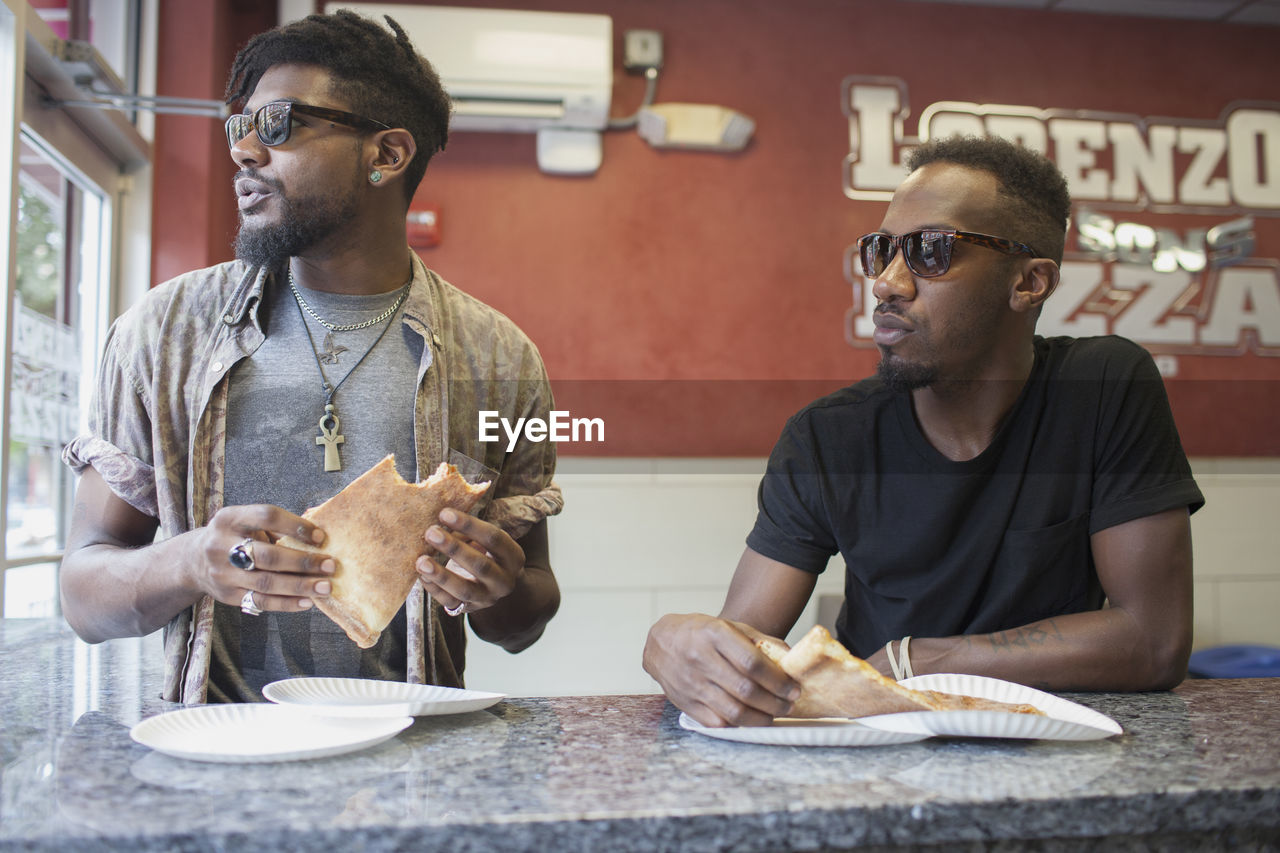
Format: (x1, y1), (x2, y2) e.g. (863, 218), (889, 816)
(757, 625), (1044, 719)
(279, 456), (490, 648)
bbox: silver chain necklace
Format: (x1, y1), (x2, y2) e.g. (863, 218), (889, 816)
(288, 268), (411, 332)
(288, 272), (408, 472)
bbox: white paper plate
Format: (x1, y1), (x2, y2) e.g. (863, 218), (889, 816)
(678, 712), (930, 747)
(130, 704), (412, 763)
(262, 676), (505, 718)
(130, 736), (412, 789)
(855, 673), (1122, 741)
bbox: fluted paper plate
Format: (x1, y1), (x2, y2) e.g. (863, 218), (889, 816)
(679, 713), (929, 747)
(855, 673), (1122, 741)
(263, 676), (505, 718)
(130, 704), (412, 763)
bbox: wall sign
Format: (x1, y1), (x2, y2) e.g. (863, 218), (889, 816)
(840, 76), (1280, 362)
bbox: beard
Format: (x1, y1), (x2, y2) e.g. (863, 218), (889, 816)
(234, 171), (360, 267)
(874, 302), (940, 393)
(876, 351), (937, 393)
(872, 276), (1014, 393)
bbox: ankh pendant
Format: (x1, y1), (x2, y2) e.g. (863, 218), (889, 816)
(316, 403), (345, 472)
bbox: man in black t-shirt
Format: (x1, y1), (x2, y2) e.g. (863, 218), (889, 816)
(644, 136), (1204, 728)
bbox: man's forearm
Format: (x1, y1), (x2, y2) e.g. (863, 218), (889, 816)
(876, 607), (1189, 692)
(60, 536), (203, 644)
(466, 564), (560, 653)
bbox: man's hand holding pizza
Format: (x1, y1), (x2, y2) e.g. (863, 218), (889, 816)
(417, 509), (526, 616)
(194, 503), (336, 615)
(643, 614), (800, 728)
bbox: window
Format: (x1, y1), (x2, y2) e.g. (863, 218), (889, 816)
(4, 134), (109, 616)
(1, 0), (148, 617)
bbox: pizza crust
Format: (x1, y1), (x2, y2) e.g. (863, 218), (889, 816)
(279, 456), (490, 648)
(758, 625), (1044, 719)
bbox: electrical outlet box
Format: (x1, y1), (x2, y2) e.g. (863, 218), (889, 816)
(624, 29), (663, 73)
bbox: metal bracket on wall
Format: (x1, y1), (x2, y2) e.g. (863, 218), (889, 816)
(42, 39), (227, 118)
(45, 86), (229, 119)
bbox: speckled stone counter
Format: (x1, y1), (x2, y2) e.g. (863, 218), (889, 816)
(2, 619), (1278, 852)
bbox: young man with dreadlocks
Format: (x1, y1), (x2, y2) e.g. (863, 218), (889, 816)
(644, 136), (1204, 728)
(60, 11), (563, 703)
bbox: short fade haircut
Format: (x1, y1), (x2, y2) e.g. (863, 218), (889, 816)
(905, 135), (1071, 265)
(225, 10), (452, 205)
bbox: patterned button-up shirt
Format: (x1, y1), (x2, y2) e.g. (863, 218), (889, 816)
(63, 255), (563, 703)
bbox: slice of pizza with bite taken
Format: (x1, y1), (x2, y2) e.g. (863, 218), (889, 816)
(756, 625), (1044, 722)
(279, 455), (490, 648)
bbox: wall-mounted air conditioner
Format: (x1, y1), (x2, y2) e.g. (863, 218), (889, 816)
(327, 4), (613, 173)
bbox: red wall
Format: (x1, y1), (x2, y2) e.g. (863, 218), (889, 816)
(151, 1), (275, 283)
(152, 0), (1280, 456)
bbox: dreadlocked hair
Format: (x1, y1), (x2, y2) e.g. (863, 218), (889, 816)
(225, 10), (452, 204)
(905, 135), (1071, 265)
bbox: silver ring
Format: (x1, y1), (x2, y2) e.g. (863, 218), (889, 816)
(443, 601), (467, 617)
(228, 538), (256, 571)
(240, 589), (263, 616)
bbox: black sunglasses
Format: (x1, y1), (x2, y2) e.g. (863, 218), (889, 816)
(225, 101), (390, 150)
(858, 228), (1037, 279)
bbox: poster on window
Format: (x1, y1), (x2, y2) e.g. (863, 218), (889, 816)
(11, 296), (80, 446)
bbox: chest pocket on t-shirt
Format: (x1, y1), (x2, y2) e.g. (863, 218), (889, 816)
(982, 512), (1094, 630)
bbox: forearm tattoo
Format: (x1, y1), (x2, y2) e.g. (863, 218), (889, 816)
(986, 619), (1065, 653)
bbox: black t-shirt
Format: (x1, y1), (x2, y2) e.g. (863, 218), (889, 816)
(746, 335), (1205, 658)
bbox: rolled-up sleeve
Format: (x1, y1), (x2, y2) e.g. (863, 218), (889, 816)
(481, 351), (563, 541)
(61, 321), (160, 519)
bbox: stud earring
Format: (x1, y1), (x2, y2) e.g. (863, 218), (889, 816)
(370, 169), (383, 183)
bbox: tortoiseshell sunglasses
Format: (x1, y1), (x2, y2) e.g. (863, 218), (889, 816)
(858, 228), (1037, 278)
(226, 101), (389, 149)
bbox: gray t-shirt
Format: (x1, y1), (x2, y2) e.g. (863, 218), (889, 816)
(209, 278), (421, 702)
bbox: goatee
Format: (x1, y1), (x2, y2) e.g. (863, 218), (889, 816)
(876, 352), (936, 393)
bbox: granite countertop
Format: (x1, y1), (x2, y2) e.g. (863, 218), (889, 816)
(2, 618), (1278, 852)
